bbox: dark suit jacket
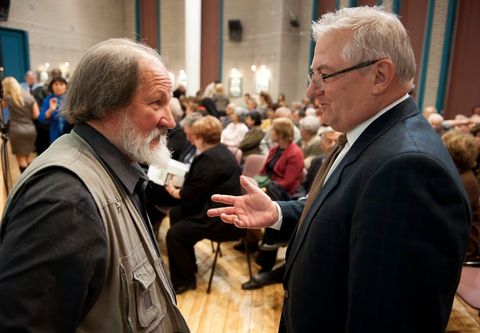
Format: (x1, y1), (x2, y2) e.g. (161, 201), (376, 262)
(277, 97), (471, 332)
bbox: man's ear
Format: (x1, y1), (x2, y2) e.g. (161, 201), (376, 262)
(372, 59), (395, 95)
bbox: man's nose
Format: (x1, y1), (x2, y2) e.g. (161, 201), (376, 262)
(160, 107), (176, 129)
(306, 81), (324, 98)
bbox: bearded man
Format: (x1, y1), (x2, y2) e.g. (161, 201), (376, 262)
(0, 39), (190, 332)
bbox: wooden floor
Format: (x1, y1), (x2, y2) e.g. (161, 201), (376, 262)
(1, 143), (479, 333)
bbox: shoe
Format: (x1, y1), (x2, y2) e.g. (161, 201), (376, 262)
(233, 241), (259, 253)
(174, 282), (196, 295)
(241, 271), (278, 290)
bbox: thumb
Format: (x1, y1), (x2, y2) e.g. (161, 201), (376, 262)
(240, 175), (262, 194)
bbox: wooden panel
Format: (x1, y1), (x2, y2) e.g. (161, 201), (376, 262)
(201, 0), (220, 91)
(444, 0), (480, 118)
(140, 0), (158, 49)
(318, 0), (337, 16)
(358, 0), (378, 6)
(399, 0), (428, 100)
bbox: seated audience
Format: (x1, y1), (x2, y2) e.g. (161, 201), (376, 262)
(212, 83), (229, 116)
(298, 115), (322, 169)
(165, 116), (244, 294)
(221, 106), (249, 152)
(239, 111), (265, 162)
(442, 131), (480, 261)
(1, 77), (39, 172)
(166, 97), (186, 161)
(428, 113), (446, 136)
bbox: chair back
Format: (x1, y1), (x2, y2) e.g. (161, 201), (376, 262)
(242, 154), (267, 177)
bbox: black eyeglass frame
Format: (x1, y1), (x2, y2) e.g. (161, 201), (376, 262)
(308, 59), (383, 85)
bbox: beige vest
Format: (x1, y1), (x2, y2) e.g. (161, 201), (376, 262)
(3, 132), (189, 333)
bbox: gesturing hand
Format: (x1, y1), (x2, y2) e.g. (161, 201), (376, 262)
(207, 175), (278, 229)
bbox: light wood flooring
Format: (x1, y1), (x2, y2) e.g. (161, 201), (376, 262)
(0, 143), (479, 332)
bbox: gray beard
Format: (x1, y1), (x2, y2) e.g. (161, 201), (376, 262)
(115, 113), (171, 169)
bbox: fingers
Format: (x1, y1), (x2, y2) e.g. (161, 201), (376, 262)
(207, 206), (235, 217)
(210, 194), (238, 205)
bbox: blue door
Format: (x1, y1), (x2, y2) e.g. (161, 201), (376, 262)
(0, 27), (30, 82)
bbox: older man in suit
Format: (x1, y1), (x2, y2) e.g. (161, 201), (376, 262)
(208, 6), (470, 333)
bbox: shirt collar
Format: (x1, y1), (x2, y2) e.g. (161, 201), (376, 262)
(73, 123), (147, 195)
(346, 94), (409, 146)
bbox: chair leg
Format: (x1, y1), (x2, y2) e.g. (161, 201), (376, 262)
(210, 240), (215, 253)
(243, 238), (253, 279)
(207, 242), (221, 294)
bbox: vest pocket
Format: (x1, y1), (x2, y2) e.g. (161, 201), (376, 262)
(121, 243), (169, 331)
(132, 258), (167, 329)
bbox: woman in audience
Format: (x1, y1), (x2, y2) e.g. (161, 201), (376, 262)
(212, 83), (229, 116)
(442, 130), (480, 261)
(39, 76), (69, 143)
(239, 111), (264, 162)
(165, 116), (244, 294)
(1, 77), (39, 172)
(260, 117), (304, 200)
(221, 106), (249, 153)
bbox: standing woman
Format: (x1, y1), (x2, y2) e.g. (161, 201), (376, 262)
(1, 77), (39, 173)
(39, 76), (69, 144)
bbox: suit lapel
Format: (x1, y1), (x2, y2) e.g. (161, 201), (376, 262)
(284, 97), (420, 278)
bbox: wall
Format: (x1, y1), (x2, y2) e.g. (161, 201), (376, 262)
(0, 0), (135, 79)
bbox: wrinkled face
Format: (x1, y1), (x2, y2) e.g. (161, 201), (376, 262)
(306, 31), (377, 133)
(114, 58), (175, 167)
(52, 81), (67, 95)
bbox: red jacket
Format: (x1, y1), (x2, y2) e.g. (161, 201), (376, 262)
(261, 142), (304, 194)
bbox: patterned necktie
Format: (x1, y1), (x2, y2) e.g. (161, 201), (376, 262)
(296, 133), (347, 233)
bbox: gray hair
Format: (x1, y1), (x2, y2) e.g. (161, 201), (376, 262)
(62, 38), (165, 124)
(312, 6), (415, 88)
(275, 107), (292, 118)
(169, 97), (183, 123)
(234, 106), (249, 123)
(299, 115), (321, 134)
(180, 112), (203, 128)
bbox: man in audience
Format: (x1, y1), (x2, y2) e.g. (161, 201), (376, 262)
(208, 7), (470, 332)
(428, 112), (446, 136)
(19, 70), (42, 95)
(0, 39), (189, 332)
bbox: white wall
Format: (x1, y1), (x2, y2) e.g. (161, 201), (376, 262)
(0, 0), (136, 79)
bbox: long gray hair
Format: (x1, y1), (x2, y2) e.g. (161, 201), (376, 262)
(62, 38), (165, 123)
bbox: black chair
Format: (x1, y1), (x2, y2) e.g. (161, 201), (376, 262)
(207, 237), (253, 293)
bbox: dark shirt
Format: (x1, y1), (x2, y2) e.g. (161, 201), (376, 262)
(266, 148), (284, 175)
(0, 123), (158, 331)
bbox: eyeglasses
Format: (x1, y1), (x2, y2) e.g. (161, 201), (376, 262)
(307, 59), (382, 87)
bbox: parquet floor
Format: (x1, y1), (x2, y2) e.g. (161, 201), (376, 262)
(0, 143), (479, 332)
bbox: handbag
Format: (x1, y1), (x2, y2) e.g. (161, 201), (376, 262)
(253, 175), (270, 188)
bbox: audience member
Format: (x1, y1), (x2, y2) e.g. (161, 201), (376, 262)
(212, 83), (229, 116)
(208, 7), (470, 331)
(1, 77), (39, 173)
(178, 112), (203, 165)
(0, 38), (189, 332)
(239, 111), (265, 162)
(165, 116), (244, 294)
(19, 70), (42, 95)
(298, 115), (322, 169)
(422, 105), (437, 119)
(221, 106), (249, 152)
(166, 97), (186, 161)
(442, 130), (480, 261)
(39, 76), (70, 144)
(428, 113), (446, 136)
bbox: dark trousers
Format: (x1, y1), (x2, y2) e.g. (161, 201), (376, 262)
(166, 216), (244, 288)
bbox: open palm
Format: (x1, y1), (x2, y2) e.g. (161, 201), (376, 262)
(207, 175), (278, 229)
